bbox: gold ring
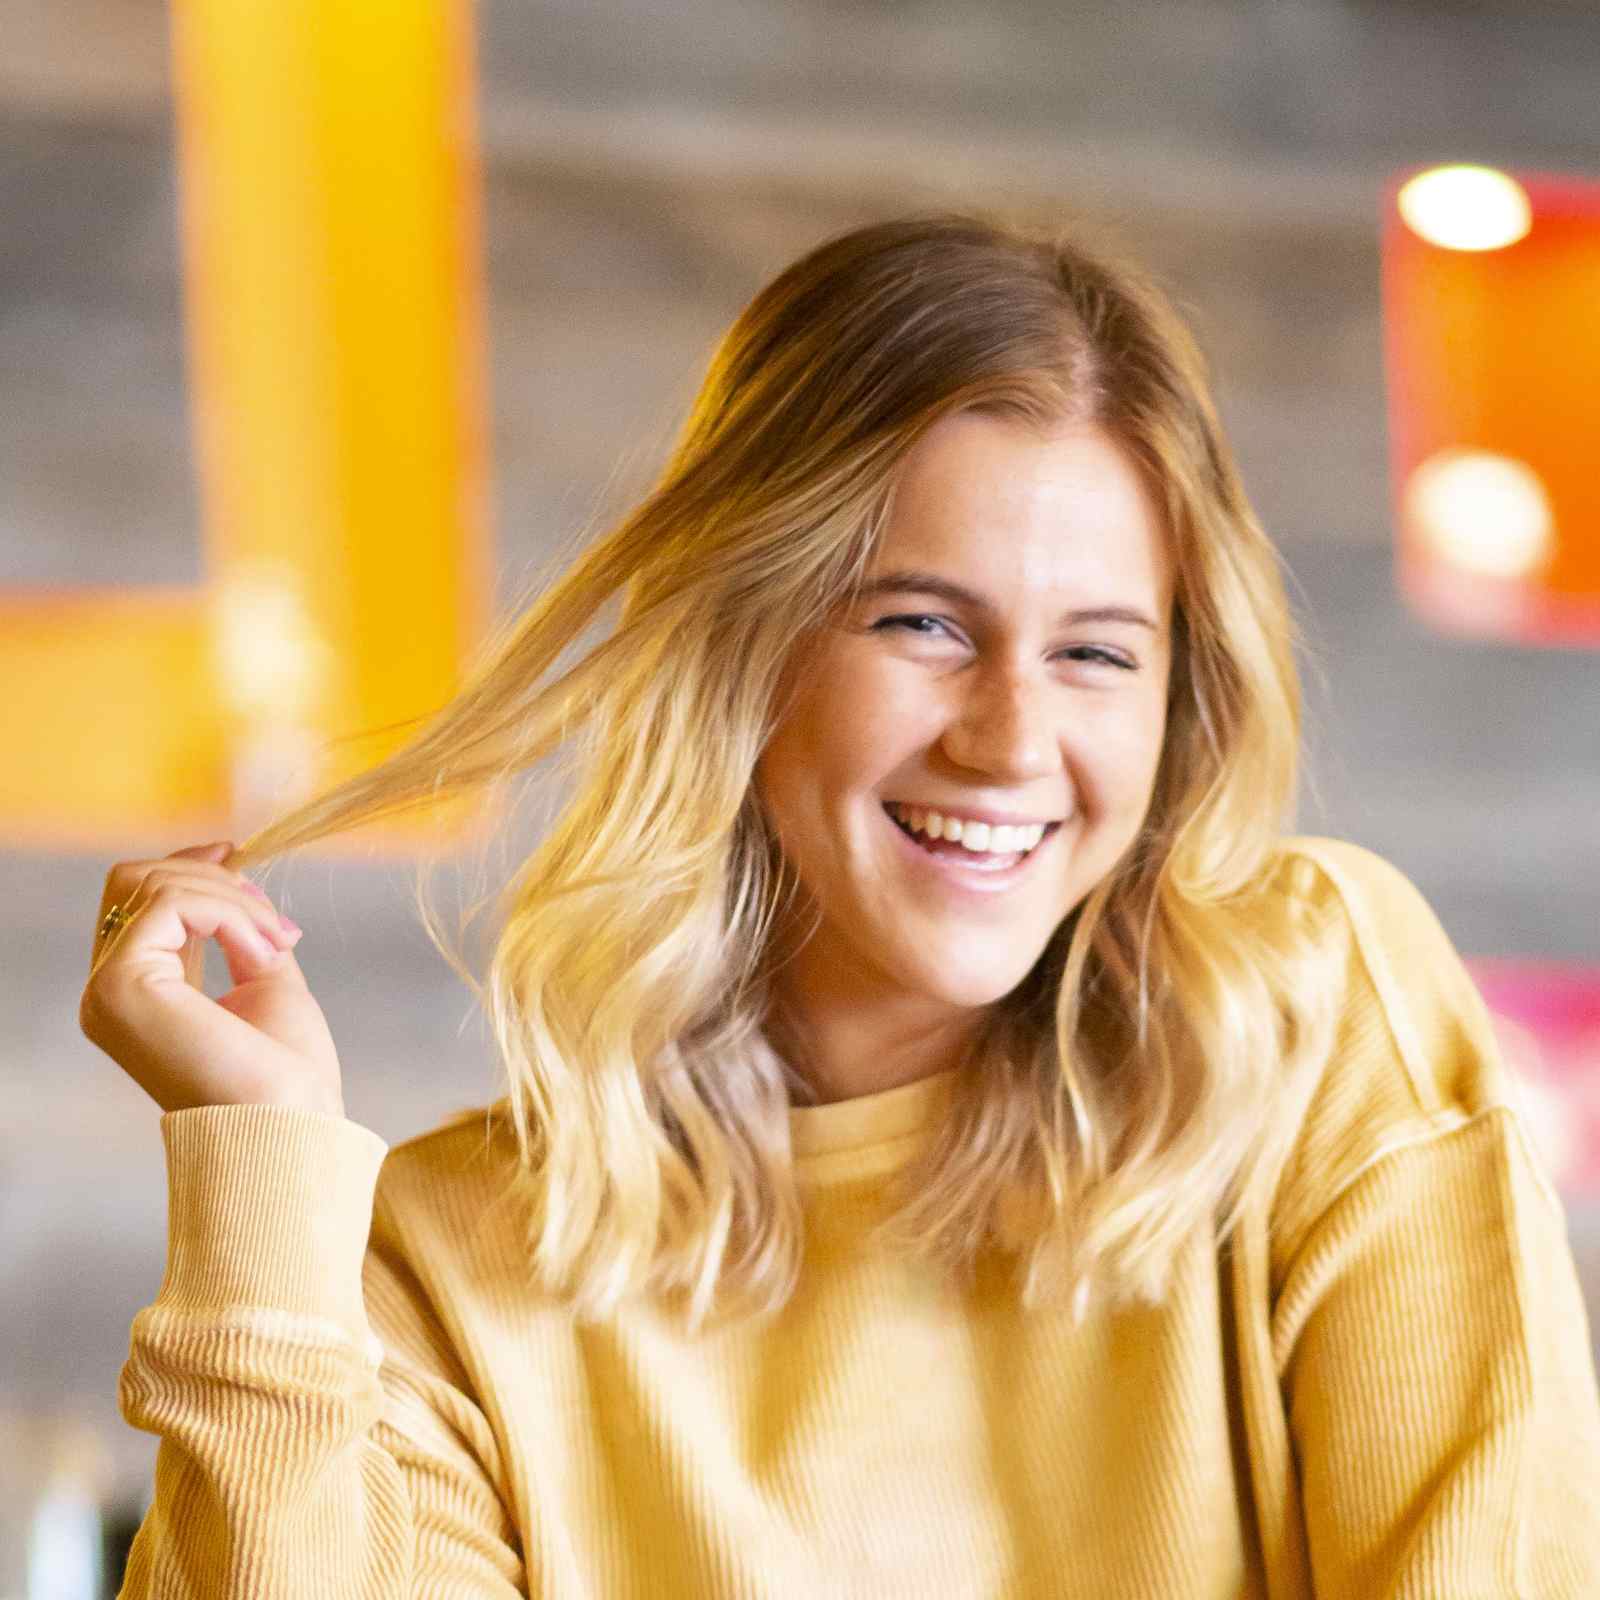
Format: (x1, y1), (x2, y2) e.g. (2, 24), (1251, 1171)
(97, 903), (134, 940)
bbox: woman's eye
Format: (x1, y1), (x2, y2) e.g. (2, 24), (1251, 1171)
(1060, 646), (1137, 671)
(872, 613), (954, 640)
(871, 615), (1136, 671)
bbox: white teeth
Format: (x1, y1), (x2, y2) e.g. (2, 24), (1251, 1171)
(888, 804), (1047, 855)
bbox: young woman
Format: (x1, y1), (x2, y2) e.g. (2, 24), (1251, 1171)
(83, 210), (1600, 1597)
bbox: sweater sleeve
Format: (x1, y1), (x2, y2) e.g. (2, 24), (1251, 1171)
(1274, 1106), (1600, 1598)
(1265, 842), (1600, 1598)
(115, 1104), (528, 1598)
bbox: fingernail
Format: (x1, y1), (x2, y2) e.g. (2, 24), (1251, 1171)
(243, 881), (270, 903)
(282, 917), (302, 937)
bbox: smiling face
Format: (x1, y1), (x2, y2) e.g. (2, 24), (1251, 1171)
(754, 410), (1176, 1039)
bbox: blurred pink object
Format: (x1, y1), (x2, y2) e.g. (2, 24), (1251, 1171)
(1467, 958), (1600, 1198)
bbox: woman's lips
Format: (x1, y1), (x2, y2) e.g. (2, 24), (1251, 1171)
(880, 802), (1059, 896)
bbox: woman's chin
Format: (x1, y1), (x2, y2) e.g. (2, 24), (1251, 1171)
(895, 949), (1046, 1012)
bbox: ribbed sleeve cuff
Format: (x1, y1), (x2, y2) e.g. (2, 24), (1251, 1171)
(155, 1104), (390, 1351)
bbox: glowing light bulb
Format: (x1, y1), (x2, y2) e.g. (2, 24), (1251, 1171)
(1396, 165), (1532, 251)
(209, 559), (340, 821)
(210, 558), (336, 722)
(1404, 449), (1554, 579)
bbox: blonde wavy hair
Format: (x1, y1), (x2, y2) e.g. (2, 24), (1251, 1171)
(233, 208), (1340, 1333)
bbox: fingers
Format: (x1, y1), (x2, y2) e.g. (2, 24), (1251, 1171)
(94, 844), (299, 979)
(86, 877), (302, 1011)
(108, 868), (296, 955)
(80, 841), (340, 1120)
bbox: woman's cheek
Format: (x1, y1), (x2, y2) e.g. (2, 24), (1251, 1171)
(1095, 703), (1168, 789)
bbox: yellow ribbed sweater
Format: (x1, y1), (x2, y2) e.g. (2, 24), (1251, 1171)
(116, 838), (1600, 1598)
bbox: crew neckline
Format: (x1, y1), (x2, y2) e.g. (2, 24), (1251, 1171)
(787, 1065), (959, 1179)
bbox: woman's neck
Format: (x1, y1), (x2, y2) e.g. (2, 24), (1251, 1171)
(762, 973), (981, 1106)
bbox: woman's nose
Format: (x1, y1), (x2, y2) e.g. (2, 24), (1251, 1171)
(937, 669), (1059, 781)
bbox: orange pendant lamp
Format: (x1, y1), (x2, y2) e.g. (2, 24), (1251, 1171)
(1381, 163), (1600, 646)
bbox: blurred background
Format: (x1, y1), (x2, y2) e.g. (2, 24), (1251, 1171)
(3, 0), (1598, 1591)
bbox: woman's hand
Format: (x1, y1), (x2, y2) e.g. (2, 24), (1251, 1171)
(79, 840), (345, 1118)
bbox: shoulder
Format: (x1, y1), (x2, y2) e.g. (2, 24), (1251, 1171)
(1250, 835), (1540, 1282)
(1265, 833), (1462, 989)
(357, 1106), (543, 1367)
(345, 1109), (532, 1397)
(377, 1104), (516, 1209)
(369, 1106), (524, 1276)
(1267, 833), (1458, 954)
(1262, 833), (1510, 1116)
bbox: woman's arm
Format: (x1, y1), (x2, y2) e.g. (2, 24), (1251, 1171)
(115, 1104), (527, 1598)
(1275, 1101), (1600, 1599)
(1267, 839), (1600, 1598)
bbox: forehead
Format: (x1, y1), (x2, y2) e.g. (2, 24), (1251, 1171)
(875, 412), (1172, 607)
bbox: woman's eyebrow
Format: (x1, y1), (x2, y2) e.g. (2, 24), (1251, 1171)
(856, 570), (1160, 632)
